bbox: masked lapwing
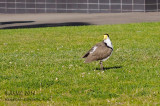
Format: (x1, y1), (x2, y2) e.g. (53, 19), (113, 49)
(82, 34), (113, 70)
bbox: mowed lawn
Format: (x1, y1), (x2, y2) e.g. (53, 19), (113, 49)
(0, 22), (160, 105)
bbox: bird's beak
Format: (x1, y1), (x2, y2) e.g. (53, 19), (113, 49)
(104, 35), (108, 40)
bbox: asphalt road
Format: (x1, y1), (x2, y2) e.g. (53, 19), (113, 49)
(0, 12), (160, 29)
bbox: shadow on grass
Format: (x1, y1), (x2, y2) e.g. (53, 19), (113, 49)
(0, 22), (92, 29)
(0, 21), (35, 25)
(96, 66), (122, 70)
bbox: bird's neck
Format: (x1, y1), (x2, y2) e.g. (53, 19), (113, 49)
(103, 38), (113, 49)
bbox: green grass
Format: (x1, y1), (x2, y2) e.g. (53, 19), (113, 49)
(0, 22), (160, 105)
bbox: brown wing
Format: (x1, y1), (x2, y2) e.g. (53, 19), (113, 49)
(82, 46), (96, 58)
(84, 42), (112, 63)
(82, 42), (103, 58)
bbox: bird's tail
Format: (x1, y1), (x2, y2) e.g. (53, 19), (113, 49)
(82, 52), (89, 58)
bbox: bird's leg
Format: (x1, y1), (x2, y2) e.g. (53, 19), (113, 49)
(100, 61), (104, 70)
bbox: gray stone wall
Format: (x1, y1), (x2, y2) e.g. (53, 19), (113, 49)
(0, 0), (160, 13)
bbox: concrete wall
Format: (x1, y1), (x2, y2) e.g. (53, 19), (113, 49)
(0, 0), (160, 13)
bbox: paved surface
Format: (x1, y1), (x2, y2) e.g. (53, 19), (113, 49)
(0, 12), (160, 29)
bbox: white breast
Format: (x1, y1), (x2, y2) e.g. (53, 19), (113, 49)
(102, 37), (113, 61)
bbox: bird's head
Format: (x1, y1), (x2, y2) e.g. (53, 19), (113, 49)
(103, 33), (113, 49)
(103, 34), (109, 40)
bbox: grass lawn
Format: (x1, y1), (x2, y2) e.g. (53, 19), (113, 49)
(0, 22), (160, 105)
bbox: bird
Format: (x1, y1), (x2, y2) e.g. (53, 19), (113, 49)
(82, 34), (113, 70)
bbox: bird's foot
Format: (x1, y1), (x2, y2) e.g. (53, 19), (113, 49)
(100, 61), (104, 70)
(100, 67), (104, 70)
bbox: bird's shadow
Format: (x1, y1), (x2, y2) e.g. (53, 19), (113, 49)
(96, 66), (122, 70)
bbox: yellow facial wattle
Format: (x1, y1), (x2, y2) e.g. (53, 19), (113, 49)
(104, 35), (108, 40)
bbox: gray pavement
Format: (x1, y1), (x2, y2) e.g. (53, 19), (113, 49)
(0, 12), (160, 29)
